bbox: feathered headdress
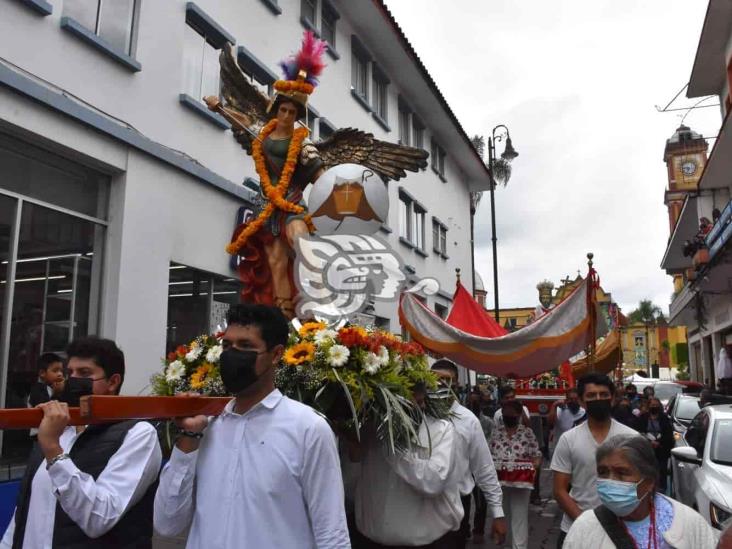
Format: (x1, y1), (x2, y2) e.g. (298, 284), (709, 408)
(268, 31), (327, 116)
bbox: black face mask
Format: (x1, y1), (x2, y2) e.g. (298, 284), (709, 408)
(58, 377), (94, 407)
(649, 407), (661, 415)
(503, 415), (519, 428)
(219, 348), (266, 395)
(586, 399), (612, 421)
(567, 402), (581, 414)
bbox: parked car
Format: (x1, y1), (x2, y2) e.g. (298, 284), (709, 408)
(671, 404), (732, 529)
(666, 394), (701, 442)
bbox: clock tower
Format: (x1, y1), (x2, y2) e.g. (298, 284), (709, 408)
(663, 124), (708, 291)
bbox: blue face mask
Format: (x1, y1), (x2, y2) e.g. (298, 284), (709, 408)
(596, 478), (650, 517)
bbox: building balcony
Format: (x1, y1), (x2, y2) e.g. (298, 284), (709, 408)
(669, 197), (732, 326)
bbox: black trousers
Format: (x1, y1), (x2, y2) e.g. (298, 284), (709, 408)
(457, 494), (472, 548)
(472, 485), (488, 535)
(355, 529), (460, 549)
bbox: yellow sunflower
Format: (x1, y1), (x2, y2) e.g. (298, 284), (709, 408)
(190, 362), (214, 390)
(284, 342), (316, 366)
(298, 321), (327, 338)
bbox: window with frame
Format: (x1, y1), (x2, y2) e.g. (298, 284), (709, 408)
(63, 0), (137, 54)
(372, 67), (389, 123)
(182, 21), (223, 105)
(398, 103), (411, 146)
(319, 118), (336, 141)
(412, 117), (425, 149)
(237, 46), (277, 98)
(399, 194), (412, 242)
(301, 0), (317, 27)
(351, 40), (369, 101)
(431, 138), (446, 179)
(413, 204), (425, 250)
(435, 303), (448, 320)
(321, 1), (339, 50)
(433, 218), (447, 255)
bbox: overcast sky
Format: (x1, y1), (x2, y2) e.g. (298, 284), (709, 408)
(384, 0), (721, 314)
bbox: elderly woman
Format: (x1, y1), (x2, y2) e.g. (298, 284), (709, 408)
(489, 400), (542, 549)
(563, 435), (718, 548)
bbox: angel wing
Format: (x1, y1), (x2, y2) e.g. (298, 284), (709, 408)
(217, 44), (270, 153)
(316, 128), (429, 182)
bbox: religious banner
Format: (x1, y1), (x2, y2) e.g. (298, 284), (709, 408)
(399, 275), (608, 377)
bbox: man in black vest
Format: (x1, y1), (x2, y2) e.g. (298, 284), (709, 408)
(1, 337), (162, 549)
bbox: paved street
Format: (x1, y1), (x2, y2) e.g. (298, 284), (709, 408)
(470, 465), (561, 549)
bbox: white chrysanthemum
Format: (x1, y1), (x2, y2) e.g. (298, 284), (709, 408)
(314, 329), (338, 344)
(185, 347), (202, 361)
(364, 352), (381, 375)
(165, 360), (185, 382)
(328, 345), (350, 367)
(377, 345), (390, 366)
(206, 345), (223, 363)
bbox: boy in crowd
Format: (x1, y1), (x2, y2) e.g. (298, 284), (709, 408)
(28, 353), (65, 407)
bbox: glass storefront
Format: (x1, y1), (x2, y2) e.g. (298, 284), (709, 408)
(0, 133), (108, 464)
(167, 263), (241, 352)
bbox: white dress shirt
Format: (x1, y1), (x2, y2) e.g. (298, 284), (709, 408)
(153, 389), (350, 548)
(355, 416), (462, 546)
(450, 401), (504, 518)
(1, 422), (162, 549)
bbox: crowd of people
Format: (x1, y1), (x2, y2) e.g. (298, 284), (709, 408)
(0, 303), (727, 548)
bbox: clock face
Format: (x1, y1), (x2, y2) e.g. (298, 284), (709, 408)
(681, 160), (697, 176)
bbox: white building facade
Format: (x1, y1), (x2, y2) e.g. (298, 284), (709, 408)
(662, 0), (732, 385)
(0, 0), (490, 459)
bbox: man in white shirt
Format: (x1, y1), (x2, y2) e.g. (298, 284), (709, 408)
(1, 337), (162, 549)
(550, 373), (637, 548)
(154, 304), (350, 548)
(493, 386), (531, 428)
(547, 387), (585, 454)
(354, 382), (462, 547)
(431, 360), (507, 548)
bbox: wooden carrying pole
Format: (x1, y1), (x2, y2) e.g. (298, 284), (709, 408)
(0, 396), (232, 430)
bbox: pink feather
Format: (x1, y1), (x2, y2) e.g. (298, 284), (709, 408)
(280, 31), (327, 86)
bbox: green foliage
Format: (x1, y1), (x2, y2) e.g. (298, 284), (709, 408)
(628, 299), (665, 324)
(676, 362), (690, 381)
(674, 342), (689, 365)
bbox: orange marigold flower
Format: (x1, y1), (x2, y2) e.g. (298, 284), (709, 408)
(284, 342), (316, 365)
(338, 327), (368, 347)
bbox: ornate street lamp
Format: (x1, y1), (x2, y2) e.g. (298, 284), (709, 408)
(487, 125), (518, 324)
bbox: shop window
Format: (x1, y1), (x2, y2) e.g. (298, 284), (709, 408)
(166, 263), (242, 354)
(0, 135), (108, 463)
(63, 0), (137, 55)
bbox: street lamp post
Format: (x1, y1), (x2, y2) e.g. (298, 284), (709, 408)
(487, 125), (518, 324)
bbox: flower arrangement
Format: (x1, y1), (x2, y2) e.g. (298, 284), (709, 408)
(151, 335), (227, 396)
(151, 323), (449, 454)
(276, 322), (446, 453)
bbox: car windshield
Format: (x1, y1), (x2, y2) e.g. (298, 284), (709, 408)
(675, 398), (701, 420)
(711, 419), (732, 466)
(653, 384), (683, 401)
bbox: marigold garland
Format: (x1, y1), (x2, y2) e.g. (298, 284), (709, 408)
(274, 80), (314, 95)
(226, 119), (315, 255)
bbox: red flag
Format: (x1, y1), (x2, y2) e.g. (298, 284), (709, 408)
(446, 283), (508, 338)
